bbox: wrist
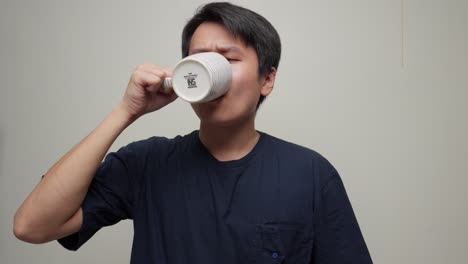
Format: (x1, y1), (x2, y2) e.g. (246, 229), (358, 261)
(112, 101), (138, 127)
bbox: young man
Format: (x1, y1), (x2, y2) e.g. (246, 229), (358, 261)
(14, 2), (372, 263)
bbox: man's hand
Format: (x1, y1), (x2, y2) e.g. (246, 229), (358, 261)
(121, 63), (178, 120)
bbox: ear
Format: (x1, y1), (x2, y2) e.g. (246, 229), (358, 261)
(260, 67), (277, 97)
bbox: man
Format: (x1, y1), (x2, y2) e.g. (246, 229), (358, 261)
(14, 2), (373, 263)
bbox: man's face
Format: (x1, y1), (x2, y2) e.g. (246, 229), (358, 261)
(188, 22), (275, 126)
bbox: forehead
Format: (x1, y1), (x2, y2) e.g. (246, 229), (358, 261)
(189, 22), (247, 52)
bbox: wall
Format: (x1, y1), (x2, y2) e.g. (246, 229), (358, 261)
(1, 0), (467, 263)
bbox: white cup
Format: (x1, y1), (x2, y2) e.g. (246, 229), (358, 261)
(163, 52), (232, 103)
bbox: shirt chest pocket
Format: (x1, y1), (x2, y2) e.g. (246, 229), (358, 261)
(253, 222), (314, 264)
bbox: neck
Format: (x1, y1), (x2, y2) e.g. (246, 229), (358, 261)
(199, 118), (260, 162)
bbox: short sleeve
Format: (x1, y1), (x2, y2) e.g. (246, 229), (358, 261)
(312, 168), (373, 263)
(58, 141), (145, 251)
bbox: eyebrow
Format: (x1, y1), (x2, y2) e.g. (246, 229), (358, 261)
(189, 45), (243, 55)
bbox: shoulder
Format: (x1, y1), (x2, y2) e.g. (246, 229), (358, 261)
(259, 132), (339, 184)
(260, 132), (329, 163)
(118, 130), (198, 157)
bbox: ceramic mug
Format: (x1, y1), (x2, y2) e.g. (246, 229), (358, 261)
(163, 52), (232, 103)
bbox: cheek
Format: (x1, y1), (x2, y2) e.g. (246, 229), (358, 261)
(230, 66), (242, 82)
(230, 66), (259, 92)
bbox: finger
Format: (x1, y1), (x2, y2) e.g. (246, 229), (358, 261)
(156, 87), (178, 103)
(140, 68), (167, 79)
(135, 62), (158, 70)
(157, 84), (177, 96)
(133, 71), (162, 91)
(159, 66), (174, 78)
(141, 68), (175, 92)
(136, 63), (172, 76)
(134, 64), (174, 92)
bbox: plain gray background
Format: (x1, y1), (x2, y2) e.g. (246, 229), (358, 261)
(1, 0), (467, 263)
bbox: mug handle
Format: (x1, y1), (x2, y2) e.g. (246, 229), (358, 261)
(162, 77), (173, 90)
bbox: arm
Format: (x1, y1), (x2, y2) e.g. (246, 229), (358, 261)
(13, 64), (177, 244)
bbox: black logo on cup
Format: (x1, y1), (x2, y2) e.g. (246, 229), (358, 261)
(184, 73), (198, 89)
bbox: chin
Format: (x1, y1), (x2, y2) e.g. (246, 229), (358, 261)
(192, 98), (256, 126)
(197, 111), (236, 126)
(196, 110), (256, 129)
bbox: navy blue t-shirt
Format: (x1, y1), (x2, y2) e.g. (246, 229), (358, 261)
(58, 130), (372, 263)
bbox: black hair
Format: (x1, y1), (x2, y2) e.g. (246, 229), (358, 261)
(181, 2), (281, 108)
